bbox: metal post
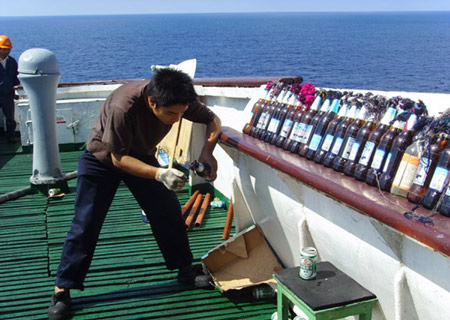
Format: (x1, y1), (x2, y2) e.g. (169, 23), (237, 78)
(18, 48), (67, 192)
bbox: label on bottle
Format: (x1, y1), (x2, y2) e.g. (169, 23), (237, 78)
(280, 119), (293, 138)
(321, 134), (334, 152)
(446, 185), (450, 196)
(359, 141), (375, 166)
(413, 157), (432, 186)
(382, 152), (392, 173)
(348, 141), (361, 161)
(290, 122), (305, 142)
(308, 134), (323, 151)
(331, 137), (344, 155)
(398, 155), (421, 190)
(261, 112), (271, 129)
(256, 112), (268, 129)
(267, 118), (280, 133)
(429, 166), (449, 192)
(371, 149), (386, 170)
(342, 137), (356, 159)
(300, 124), (313, 144)
(393, 156), (408, 188)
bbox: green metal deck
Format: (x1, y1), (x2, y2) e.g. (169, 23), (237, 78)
(0, 138), (276, 319)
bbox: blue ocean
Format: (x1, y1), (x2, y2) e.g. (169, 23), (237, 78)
(1, 12), (449, 93)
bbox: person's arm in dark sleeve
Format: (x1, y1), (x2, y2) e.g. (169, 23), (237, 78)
(198, 114), (221, 180)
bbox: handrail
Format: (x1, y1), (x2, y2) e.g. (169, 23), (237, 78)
(219, 126), (450, 257)
(43, 76), (301, 89)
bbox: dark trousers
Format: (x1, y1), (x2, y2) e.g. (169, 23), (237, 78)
(0, 96), (16, 138)
(55, 151), (193, 290)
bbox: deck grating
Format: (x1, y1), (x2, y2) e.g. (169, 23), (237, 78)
(0, 146), (276, 319)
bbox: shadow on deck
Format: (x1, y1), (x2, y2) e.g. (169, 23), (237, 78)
(0, 149), (276, 319)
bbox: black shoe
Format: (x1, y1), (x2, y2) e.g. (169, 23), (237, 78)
(48, 291), (71, 320)
(177, 264), (210, 287)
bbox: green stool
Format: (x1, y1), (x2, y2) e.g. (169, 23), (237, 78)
(274, 262), (377, 320)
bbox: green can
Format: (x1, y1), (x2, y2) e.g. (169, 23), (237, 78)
(252, 285), (276, 299)
(299, 247), (317, 280)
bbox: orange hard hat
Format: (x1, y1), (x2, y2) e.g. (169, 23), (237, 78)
(0, 35), (12, 49)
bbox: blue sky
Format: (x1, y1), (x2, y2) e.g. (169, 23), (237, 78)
(2, 0), (450, 16)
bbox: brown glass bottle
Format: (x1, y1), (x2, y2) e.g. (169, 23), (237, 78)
(313, 103), (349, 164)
(437, 184), (450, 217)
(322, 104), (359, 167)
(296, 93), (331, 155)
(365, 121), (404, 186)
(243, 86), (271, 134)
(407, 134), (449, 204)
(332, 105), (368, 172)
(304, 98), (341, 159)
(378, 114), (417, 191)
(353, 107), (397, 181)
(273, 99), (303, 147)
(282, 103), (309, 150)
(342, 113), (377, 176)
(422, 146), (450, 209)
(264, 89), (294, 143)
(288, 94), (323, 153)
(249, 83), (282, 137)
(256, 87), (288, 139)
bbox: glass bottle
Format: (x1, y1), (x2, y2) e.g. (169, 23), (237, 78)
(378, 114), (417, 191)
(322, 104), (359, 167)
(295, 92), (331, 155)
(282, 101), (309, 150)
(332, 105), (369, 172)
(256, 87), (289, 139)
(302, 96), (341, 159)
(288, 93), (323, 154)
(407, 134), (449, 204)
(313, 102), (349, 164)
(189, 160), (210, 178)
(243, 84), (272, 134)
(264, 89), (294, 143)
(353, 107), (397, 181)
(342, 112), (378, 176)
(390, 138), (424, 197)
(272, 96), (303, 147)
(249, 83), (282, 137)
(365, 120), (404, 186)
(437, 184), (450, 217)
(422, 146), (450, 209)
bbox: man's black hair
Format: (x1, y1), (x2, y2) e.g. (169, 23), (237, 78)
(145, 68), (198, 107)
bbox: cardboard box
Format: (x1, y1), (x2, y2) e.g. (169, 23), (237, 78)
(201, 225), (283, 292)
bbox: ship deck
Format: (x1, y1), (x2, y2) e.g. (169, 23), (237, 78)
(0, 136), (276, 319)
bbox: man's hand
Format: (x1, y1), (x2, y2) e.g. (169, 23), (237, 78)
(198, 154), (218, 181)
(156, 168), (187, 190)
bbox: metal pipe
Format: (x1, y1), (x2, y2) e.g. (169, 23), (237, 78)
(222, 197), (234, 240)
(181, 189), (200, 216)
(185, 193), (203, 230)
(0, 170), (77, 204)
(194, 193), (211, 228)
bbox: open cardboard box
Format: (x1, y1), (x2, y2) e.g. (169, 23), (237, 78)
(201, 225), (283, 292)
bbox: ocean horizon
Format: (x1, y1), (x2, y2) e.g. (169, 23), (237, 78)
(1, 11), (449, 93)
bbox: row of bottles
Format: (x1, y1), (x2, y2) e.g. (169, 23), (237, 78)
(242, 84), (450, 218)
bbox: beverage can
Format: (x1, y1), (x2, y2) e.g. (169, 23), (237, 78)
(252, 285), (276, 299)
(48, 188), (61, 197)
(210, 198), (225, 208)
(299, 247), (317, 280)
